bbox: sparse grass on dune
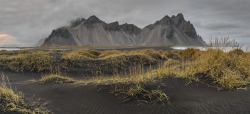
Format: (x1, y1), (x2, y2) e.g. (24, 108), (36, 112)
(98, 50), (121, 58)
(112, 83), (169, 104)
(182, 49), (250, 89)
(61, 49), (167, 60)
(0, 49), (179, 73)
(78, 48), (249, 102)
(80, 48), (249, 89)
(61, 50), (157, 73)
(38, 63), (173, 104)
(0, 53), (55, 72)
(180, 48), (202, 59)
(62, 50), (101, 59)
(2, 38), (250, 105)
(80, 63), (175, 85)
(19, 49), (33, 54)
(0, 74), (48, 114)
(74, 63), (178, 103)
(37, 45), (250, 104)
(174, 38), (250, 89)
(39, 74), (75, 84)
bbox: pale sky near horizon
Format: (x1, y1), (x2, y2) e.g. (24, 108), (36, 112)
(0, 0), (250, 47)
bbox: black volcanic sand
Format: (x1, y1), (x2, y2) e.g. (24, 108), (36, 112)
(1, 69), (250, 114)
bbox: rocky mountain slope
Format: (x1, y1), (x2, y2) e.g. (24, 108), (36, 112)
(42, 13), (206, 46)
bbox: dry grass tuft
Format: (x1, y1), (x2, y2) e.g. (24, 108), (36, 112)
(19, 49), (33, 54)
(39, 74), (75, 84)
(180, 48), (201, 59)
(63, 50), (101, 59)
(0, 74), (48, 114)
(78, 64), (176, 104)
(181, 49), (250, 89)
(5, 54), (54, 72)
(112, 84), (169, 104)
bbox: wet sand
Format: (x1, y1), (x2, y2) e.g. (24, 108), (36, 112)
(1, 69), (250, 114)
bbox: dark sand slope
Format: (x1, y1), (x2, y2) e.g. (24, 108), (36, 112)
(2, 70), (250, 114)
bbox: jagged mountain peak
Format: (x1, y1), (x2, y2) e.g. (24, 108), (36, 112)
(120, 23), (141, 35)
(70, 18), (86, 27)
(109, 21), (119, 25)
(177, 13), (184, 18)
(160, 15), (171, 20)
(83, 15), (105, 28)
(171, 13), (184, 19)
(159, 15), (171, 25)
(85, 15), (104, 23)
(105, 21), (120, 31)
(171, 13), (185, 26)
(120, 23), (140, 28)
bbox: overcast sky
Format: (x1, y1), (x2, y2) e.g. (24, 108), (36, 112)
(0, 0), (250, 47)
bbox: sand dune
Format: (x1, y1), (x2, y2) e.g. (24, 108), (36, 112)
(3, 69), (249, 114)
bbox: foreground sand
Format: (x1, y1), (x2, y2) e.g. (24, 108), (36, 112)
(2, 68), (250, 114)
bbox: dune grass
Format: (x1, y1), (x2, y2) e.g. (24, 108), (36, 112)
(77, 48), (249, 103)
(3, 38), (250, 104)
(112, 83), (169, 104)
(75, 62), (181, 104)
(0, 51), (55, 72)
(37, 38), (249, 103)
(39, 74), (75, 84)
(0, 74), (48, 114)
(37, 48), (250, 104)
(61, 49), (167, 61)
(180, 49), (250, 89)
(0, 49), (169, 73)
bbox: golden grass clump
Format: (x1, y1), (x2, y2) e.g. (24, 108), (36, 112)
(19, 49), (33, 54)
(48, 49), (63, 54)
(1, 54), (55, 72)
(0, 74), (47, 113)
(183, 49), (250, 89)
(228, 49), (245, 56)
(180, 48), (202, 59)
(101, 54), (155, 69)
(62, 50), (156, 72)
(112, 84), (169, 104)
(80, 64), (175, 104)
(140, 49), (165, 60)
(0, 50), (15, 56)
(39, 74), (75, 84)
(0, 49), (165, 73)
(63, 50), (101, 60)
(127, 49), (166, 60)
(99, 50), (122, 58)
(164, 51), (182, 60)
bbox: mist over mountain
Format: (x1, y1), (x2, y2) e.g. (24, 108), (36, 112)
(42, 13), (206, 47)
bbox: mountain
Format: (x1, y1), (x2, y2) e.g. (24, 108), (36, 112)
(42, 13), (206, 47)
(35, 37), (46, 46)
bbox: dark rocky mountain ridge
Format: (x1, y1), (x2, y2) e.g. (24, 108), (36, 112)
(42, 13), (206, 46)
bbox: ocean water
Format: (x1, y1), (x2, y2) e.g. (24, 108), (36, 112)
(0, 46), (249, 52)
(0, 48), (21, 51)
(172, 46), (249, 52)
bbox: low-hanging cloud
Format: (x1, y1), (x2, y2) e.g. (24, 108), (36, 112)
(0, 0), (249, 47)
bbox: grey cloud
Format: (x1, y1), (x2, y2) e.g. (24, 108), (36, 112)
(199, 23), (241, 31)
(0, 0), (249, 47)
